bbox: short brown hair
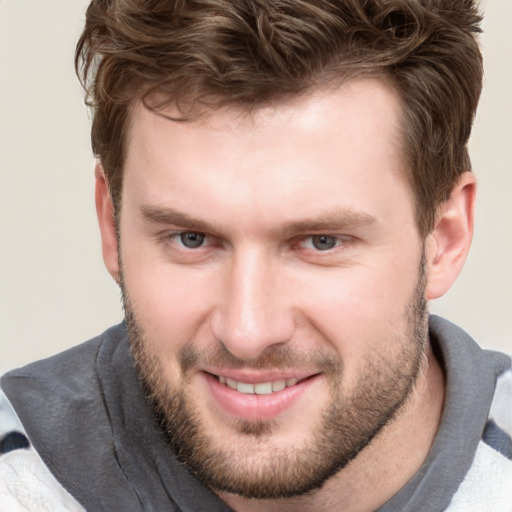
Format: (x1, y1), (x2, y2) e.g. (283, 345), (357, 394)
(76, 0), (483, 236)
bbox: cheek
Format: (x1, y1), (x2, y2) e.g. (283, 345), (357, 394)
(121, 247), (217, 354)
(295, 255), (421, 361)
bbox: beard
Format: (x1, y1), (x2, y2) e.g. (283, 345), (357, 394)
(123, 256), (429, 500)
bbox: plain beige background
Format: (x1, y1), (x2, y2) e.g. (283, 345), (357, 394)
(0, 0), (510, 372)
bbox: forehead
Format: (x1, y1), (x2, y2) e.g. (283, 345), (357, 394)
(132, 76), (403, 141)
(122, 78), (412, 232)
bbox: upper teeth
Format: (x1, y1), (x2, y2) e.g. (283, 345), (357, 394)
(219, 376), (298, 395)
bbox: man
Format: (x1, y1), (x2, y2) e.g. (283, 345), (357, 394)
(1, 0), (511, 510)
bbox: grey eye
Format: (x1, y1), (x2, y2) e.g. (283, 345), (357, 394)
(180, 232), (205, 248)
(311, 235), (337, 251)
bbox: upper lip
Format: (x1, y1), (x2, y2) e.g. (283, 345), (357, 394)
(201, 368), (319, 384)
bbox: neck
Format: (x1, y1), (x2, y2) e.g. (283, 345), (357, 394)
(219, 344), (446, 512)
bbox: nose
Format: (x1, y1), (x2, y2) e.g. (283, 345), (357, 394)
(211, 248), (295, 361)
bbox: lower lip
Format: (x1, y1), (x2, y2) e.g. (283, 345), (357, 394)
(204, 372), (317, 422)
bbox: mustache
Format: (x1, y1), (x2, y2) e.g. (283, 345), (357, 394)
(178, 341), (341, 376)
(121, 275), (339, 377)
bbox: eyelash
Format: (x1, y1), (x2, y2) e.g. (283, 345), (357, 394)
(297, 234), (345, 251)
(162, 231), (351, 253)
(164, 231), (215, 250)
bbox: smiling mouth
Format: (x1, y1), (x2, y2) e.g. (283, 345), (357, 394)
(214, 375), (306, 395)
(204, 372), (319, 421)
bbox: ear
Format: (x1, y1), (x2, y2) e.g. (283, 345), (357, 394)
(425, 172), (476, 300)
(95, 162), (120, 283)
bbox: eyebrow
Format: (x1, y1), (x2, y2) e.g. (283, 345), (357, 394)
(140, 205), (222, 234)
(140, 204), (376, 237)
(281, 210), (376, 237)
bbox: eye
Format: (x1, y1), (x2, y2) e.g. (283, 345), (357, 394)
(179, 232), (206, 248)
(307, 235), (339, 251)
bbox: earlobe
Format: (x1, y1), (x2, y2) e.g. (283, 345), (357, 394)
(95, 162), (120, 283)
(425, 172), (476, 300)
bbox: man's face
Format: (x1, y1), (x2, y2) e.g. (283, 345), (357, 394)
(117, 79), (429, 498)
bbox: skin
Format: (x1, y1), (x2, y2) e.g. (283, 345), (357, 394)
(96, 78), (476, 511)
